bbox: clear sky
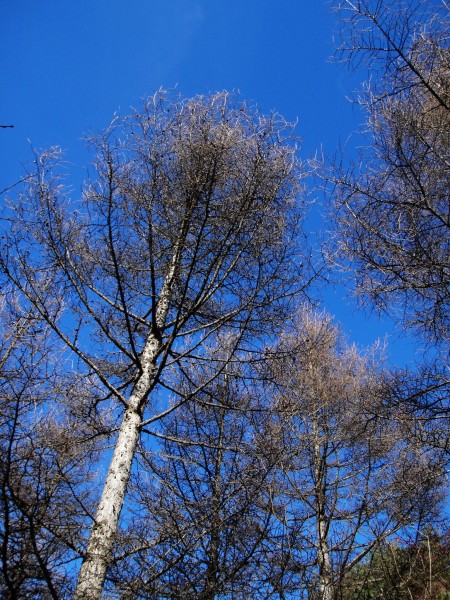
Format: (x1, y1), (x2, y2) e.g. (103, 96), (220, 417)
(0, 1), (417, 363)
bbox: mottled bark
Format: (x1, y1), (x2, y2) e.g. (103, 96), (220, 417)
(75, 257), (178, 599)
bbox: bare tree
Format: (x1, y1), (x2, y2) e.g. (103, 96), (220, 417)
(0, 91), (308, 598)
(331, 0), (450, 345)
(261, 309), (445, 599)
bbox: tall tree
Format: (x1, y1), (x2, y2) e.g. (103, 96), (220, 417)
(261, 310), (445, 599)
(0, 91), (308, 598)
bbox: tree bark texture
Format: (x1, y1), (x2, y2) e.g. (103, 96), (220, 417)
(74, 336), (160, 599)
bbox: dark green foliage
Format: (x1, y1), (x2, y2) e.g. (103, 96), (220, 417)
(342, 529), (450, 600)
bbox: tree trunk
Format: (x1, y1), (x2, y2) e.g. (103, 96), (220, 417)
(313, 418), (333, 600)
(74, 335), (160, 600)
(317, 515), (333, 600)
(74, 245), (181, 599)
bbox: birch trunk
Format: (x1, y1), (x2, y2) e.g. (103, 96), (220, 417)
(74, 336), (159, 599)
(74, 248), (181, 599)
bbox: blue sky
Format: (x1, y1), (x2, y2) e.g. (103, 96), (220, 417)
(0, 1), (417, 363)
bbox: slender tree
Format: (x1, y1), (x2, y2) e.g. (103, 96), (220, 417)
(262, 309), (445, 599)
(0, 90), (308, 598)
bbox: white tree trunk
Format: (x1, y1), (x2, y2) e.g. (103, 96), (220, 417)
(74, 336), (160, 600)
(74, 405), (142, 599)
(74, 246), (181, 599)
